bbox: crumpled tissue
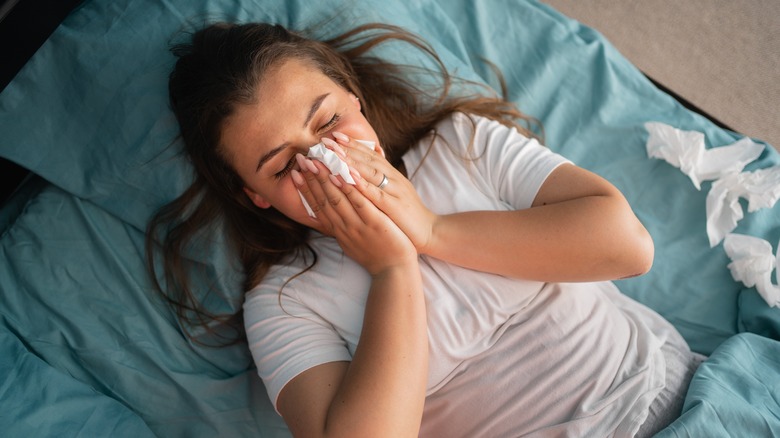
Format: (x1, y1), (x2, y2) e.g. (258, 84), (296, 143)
(645, 122), (764, 190)
(706, 166), (780, 246)
(723, 233), (780, 307)
(298, 139), (377, 218)
(308, 142), (356, 184)
(644, 121), (780, 246)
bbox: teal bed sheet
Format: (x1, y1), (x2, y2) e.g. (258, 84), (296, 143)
(1, 0), (779, 436)
(1, 178), (287, 436)
(660, 333), (780, 437)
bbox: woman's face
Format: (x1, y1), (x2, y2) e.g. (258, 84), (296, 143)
(220, 57), (379, 232)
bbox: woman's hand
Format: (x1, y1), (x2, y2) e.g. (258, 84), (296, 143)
(293, 153), (417, 275)
(286, 151), (429, 438)
(325, 133), (439, 255)
(310, 134), (651, 283)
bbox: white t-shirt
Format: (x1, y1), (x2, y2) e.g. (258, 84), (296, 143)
(244, 113), (676, 437)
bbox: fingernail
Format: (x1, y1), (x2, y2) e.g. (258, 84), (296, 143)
(295, 153), (308, 172)
(328, 174), (343, 187)
(332, 131), (349, 143)
(304, 158), (319, 174)
(349, 166), (362, 181)
(291, 169), (304, 186)
(321, 137), (347, 159)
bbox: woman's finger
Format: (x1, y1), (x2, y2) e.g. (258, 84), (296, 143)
(325, 133), (437, 253)
(322, 136), (384, 187)
(326, 134), (396, 190)
(294, 154), (324, 216)
(339, 169), (374, 217)
(299, 156), (370, 232)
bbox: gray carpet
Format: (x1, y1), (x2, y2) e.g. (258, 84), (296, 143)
(543, 0), (779, 150)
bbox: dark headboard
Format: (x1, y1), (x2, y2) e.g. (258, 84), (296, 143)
(0, 0), (84, 204)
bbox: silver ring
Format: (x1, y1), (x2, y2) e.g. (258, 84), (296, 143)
(377, 174), (389, 190)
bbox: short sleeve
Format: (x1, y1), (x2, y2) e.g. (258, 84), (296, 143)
(402, 113), (572, 215)
(469, 114), (571, 209)
(243, 269), (352, 413)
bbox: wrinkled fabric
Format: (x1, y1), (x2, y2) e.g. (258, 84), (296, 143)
(1, 0), (780, 436)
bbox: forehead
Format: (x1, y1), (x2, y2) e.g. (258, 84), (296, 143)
(219, 58), (339, 161)
(257, 57), (337, 101)
(235, 57), (338, 125)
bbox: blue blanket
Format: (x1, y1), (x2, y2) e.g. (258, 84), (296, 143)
(1, 0), (779, 436)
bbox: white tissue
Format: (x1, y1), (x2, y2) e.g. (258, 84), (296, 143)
(645, 122), (764, 190)
(706, 166), (780, 246)
(644, 122), (776, 246)
(297, 140), (372, 218)
(308, 142), (356, 185)
(723, 233), (780, 307)
(298, 190), (316, 218)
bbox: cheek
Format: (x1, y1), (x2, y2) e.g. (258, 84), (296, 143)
(275, 179), (310, 219)
(271, 180), (297, 208)
(340, 113), (378, 143)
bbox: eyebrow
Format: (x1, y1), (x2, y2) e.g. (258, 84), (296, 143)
(255, 93), (330, 172)
(303, 93), (329, 128)
(255, 143), (288, 172)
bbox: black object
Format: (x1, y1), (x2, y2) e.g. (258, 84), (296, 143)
(0, 0), (84, 205)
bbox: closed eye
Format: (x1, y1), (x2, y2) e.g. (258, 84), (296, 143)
(272, 112), (340, 180)
(273, 156), (296, 180)
(320, 113), (341, 132)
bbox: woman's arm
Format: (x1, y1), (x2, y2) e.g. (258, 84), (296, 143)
(280, 159), (428, 438)
(424, 163), (654, 282)
(278, 262), (427, 438)
(336, 138), (653, 283)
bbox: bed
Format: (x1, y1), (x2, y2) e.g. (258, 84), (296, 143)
(1, 0), (779, 436)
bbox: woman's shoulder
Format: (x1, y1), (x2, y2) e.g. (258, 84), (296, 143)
(439, 111), (492, 133)
(447, 111), (521, 129)
(427, 112), (533, 156)
(436, 112), (528, 143)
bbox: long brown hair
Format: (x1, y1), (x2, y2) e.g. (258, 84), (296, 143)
(146, 21), (540, 344)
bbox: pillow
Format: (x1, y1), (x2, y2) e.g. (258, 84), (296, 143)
(0, 0), (483, 230)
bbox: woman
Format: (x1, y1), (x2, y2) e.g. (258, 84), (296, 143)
(148, 21), (703, 437)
